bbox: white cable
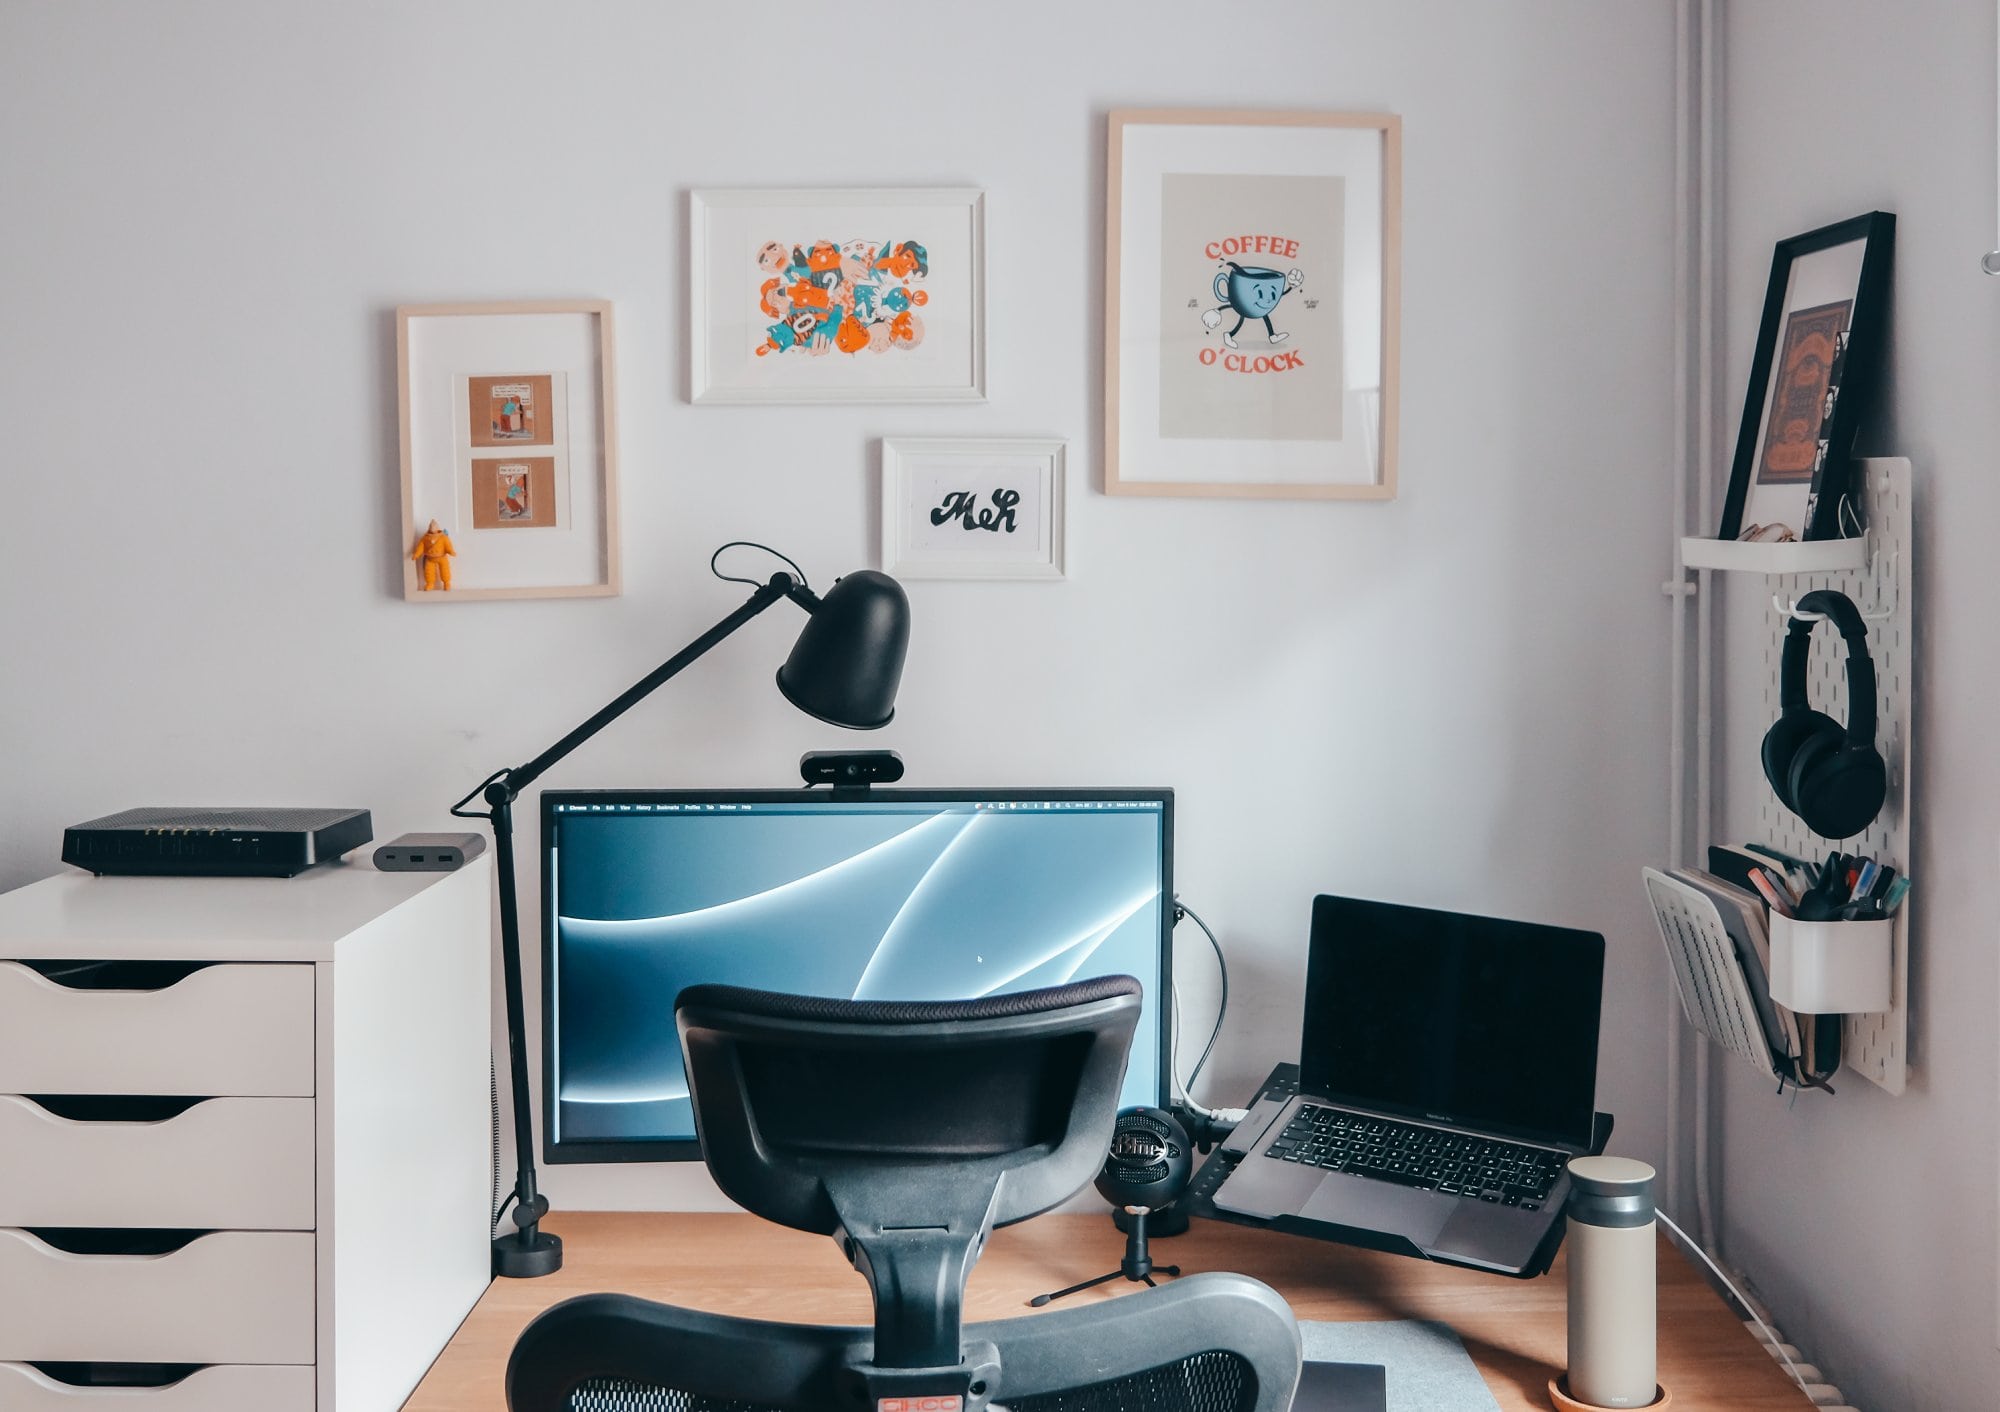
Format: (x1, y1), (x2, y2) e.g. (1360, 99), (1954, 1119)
(1168, 897), (1229, 1118)
(1657, 1209), (1810, 1391)
(1988, 0), (2000, 272)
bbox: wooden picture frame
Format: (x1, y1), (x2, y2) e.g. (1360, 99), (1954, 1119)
(1718, 212), (1895, 543)
(879, 436), (1066, 581)
(689, 188), (986, 404)
(396, 300), (621, 601)
(1105, 109), (1401, 500)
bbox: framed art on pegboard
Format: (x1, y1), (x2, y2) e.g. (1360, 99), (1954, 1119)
(396, 300), (621, 601)
(880, 437), (1065, 581)
(689, 188), (986, 404)
(1718, 212), (1895, 543)
(1105, 109), (1401, 499)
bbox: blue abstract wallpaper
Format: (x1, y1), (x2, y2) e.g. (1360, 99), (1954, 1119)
(549, 801), (1166, 1146)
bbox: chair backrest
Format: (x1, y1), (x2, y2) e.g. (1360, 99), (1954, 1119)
(674, 976), (1141, 1368)
(505, 975), (1304, 1412)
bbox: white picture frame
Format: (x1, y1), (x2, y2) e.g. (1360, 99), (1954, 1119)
(1105, 109), (1401, 499)
(690, 187), (986, 404)
(880, 437), (1066, 581)
(396, 300), (620, 601)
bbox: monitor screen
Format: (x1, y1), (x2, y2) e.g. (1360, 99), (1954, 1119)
(541, 788), (1173, 1162)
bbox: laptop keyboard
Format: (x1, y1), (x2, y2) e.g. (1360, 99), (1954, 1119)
(1262, 1104), (1566, 1210)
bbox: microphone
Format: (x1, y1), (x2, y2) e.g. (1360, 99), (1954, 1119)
(1031, 1107), (1192, 1306)
(1097, 1106), (1193, 1210)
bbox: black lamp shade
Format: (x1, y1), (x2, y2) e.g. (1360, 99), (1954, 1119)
(776, 570), (910, 729)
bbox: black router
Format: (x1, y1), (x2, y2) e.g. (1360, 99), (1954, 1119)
(63, 807), (374, 878)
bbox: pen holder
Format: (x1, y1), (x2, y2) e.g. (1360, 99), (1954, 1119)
(1768, 913), (1892, 1014)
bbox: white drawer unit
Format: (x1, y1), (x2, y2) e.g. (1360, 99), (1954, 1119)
(0, 863), (494, 1411)
(0, 1362), (316, 1411)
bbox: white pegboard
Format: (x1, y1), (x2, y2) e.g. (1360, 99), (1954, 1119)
(1751, 457), (1913, 1093)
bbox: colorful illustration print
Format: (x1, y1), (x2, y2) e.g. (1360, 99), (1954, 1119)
(1758, 301), (1852, 484)
(471, 456), (556, 529)
(497, 467), (531, 520)
(489, 383), (535, 439)
(468, 374), (555, 449)
(754, 239), (930, 358)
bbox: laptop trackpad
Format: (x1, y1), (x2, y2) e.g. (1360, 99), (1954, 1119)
(1298, 1173), (1456, 1246)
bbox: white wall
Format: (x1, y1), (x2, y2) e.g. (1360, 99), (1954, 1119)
(1716, 3), (2000, 1409)
(0, 2), (1676, 1212)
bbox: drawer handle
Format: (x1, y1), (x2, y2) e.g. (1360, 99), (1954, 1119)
(21, 1228), (207, 1257)
(14, 960), (213, 993)
(27, 1361), (204, 1390)
(19, 1095), (207, 1123)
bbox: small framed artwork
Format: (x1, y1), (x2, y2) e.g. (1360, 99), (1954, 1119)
(396, 300), (621, 601)
(880, 437), (1065, 581)
(1105, 108), (1401, 500)
(690, 187), (986, 404)
(1719, 212), (1895, 542)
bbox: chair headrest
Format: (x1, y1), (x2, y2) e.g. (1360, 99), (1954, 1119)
(675, 975), (1142, 1235)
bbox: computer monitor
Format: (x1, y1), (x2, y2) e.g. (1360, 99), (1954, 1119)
(541, 787), (1174, 1163)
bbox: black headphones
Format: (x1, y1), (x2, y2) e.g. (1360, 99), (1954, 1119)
(1760, 589), (1886, 839)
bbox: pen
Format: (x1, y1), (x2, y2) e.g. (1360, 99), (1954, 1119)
(1850, 859), (1881, 902)
(1748, 868), (1795, 918)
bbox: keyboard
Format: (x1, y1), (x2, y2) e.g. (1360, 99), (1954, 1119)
(1261, 1103), (1566, 1211)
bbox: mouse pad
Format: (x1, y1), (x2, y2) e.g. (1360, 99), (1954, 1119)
(1293, 1359), (1388, 1411)
(1298, 1320), (1502, 1412)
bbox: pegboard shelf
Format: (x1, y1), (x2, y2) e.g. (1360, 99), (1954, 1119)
(1679, 535), (1868, 574)
(1746, 457), (1913, 1093)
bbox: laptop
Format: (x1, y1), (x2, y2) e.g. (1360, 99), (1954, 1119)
(1210, 894), (1605, 1277)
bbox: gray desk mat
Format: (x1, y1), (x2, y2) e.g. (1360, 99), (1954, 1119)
(1299, 1320), (1502, 1412)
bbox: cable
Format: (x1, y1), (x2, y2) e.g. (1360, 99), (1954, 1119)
(1656, 1209), (1809, 1392)
(1168, 896), (1230, 1118)
(710, 540), (809, 592)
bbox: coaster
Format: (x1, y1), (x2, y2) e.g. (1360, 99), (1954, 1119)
(1548, 1377), (1672, 1411)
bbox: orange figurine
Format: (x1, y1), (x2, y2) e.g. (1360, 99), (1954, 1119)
(411, 518), (455, 591)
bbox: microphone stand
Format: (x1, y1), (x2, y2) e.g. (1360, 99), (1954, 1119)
(1029, 1205), (1181, 1306)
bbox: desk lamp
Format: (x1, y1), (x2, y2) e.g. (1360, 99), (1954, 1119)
(453, 544), (911, 1278)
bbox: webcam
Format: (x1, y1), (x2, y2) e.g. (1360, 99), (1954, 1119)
(800, 750), (905, 788)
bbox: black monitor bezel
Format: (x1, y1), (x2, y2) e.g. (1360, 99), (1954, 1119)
(540, 786), (1175, 1166)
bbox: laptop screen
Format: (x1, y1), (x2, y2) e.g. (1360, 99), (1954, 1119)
(1300, 895), (1605, 1150)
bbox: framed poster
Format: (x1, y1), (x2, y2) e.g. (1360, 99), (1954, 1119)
(396, 300), (621, 600)
(690, 188), (986, 404)
(1106, 109), (1400, 499)
(880, 437), (1065, 580)
(1719, 212), (1895, 542)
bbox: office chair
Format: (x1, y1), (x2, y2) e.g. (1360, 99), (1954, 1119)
(507, 975), (1302, 1411)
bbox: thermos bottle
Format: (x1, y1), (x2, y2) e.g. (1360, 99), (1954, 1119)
(1564, 1156), (1659, 1408)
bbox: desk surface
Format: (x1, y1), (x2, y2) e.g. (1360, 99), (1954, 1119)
(406, 1212), (1809, 1411)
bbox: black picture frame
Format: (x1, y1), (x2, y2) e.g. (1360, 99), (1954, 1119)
(1719, 212), (1894, 542)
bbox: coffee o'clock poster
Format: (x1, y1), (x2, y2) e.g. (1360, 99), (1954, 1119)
(1107, 109), (1400, 500)
(1158, 173), (1345, 443)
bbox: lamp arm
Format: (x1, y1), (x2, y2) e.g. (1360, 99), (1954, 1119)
(453, 572), (811, 1277)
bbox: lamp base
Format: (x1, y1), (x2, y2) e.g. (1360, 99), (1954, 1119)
(1548, 1377), (1672, 1411)
(493, 1229), (563, 1279)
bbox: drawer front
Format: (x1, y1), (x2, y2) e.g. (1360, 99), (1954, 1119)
(0, 1229), (316, 1365)
(0, 961), (314, 1096)
(0, 1095), (315, 1230)
(0, 1363), (314, 1411)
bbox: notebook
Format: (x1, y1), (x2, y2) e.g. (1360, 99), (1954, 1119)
(1209, 894), (1605, 1277)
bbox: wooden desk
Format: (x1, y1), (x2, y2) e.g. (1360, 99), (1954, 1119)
(406, 1212), (1809, 1411)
